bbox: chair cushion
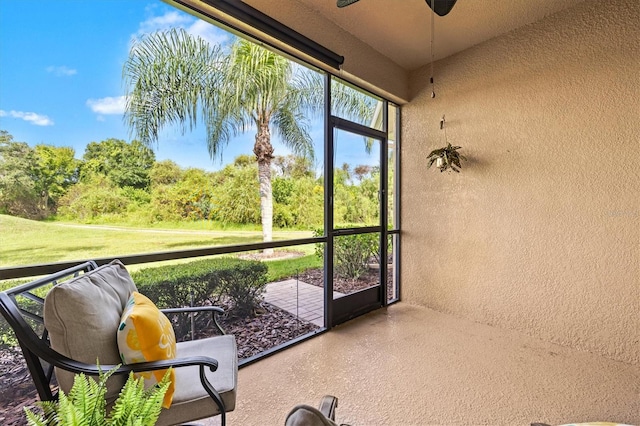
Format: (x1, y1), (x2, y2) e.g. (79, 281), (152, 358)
(117, 291), (176, 408)
(44, 259), (137, 402)
(156, 335), (237, 426)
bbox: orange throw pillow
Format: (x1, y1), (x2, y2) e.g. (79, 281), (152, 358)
(117, 292), (176, 408)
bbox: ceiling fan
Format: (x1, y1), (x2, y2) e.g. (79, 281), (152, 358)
(337, 0), (458, 16)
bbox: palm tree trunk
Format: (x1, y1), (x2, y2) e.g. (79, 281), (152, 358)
(40, 191), (49, 211)
(254, 122), (274, 255)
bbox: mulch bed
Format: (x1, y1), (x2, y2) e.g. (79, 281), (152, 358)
(192, 300), (319, 360)
(0, 346), (42, 426)
(292, 266), (396, 300)
(0, 266), (393, 425)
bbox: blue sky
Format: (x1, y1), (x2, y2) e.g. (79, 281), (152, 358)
(0, 0), (376, 172)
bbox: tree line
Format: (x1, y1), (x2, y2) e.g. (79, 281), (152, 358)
(0, 131), (380, 228)
(1, 28), (379, 235)
(123, 28), (375, 249)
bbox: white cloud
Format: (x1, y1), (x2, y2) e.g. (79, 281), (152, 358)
(137, 11), (191, 35)
(46, 65), (77, 77)
(86, 96), (127, 115)
(0, 109), (54, 126)
(134, 11), (229, 47)
(186, 20), (229, 46)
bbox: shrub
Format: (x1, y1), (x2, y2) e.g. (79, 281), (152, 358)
(290, 178), (323, 228)
(334, 233), (378, 279)
(132, 257), (268, 336)
(314, 228), (379, 279)
(148, 185), (182, 222)
(214, 261), (268, 318)
(150, 160), (183, 186)
(273, 202), (295, 228)
(133, 261), (217, 309)
(57, 179), (129, 220)
(272, 177), (294, 204)
(211, 165), (260, 225)
(149, 169), (215, 222)
(121, 186), (151, 205)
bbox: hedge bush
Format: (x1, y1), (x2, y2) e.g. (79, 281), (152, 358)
(314, 228), (379, 279)
(214, 262), (268, 318)
(131, 257), (268, 336)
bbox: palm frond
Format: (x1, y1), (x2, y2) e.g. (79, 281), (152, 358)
(226, 40), (291, 119)
(330, 79), (377, 123)
(271, 106), (314, 161)
(123, 28), (224, 146)
(293, 71), (377, 125)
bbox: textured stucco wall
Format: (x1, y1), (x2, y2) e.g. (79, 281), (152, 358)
(401, 0), (639, 365)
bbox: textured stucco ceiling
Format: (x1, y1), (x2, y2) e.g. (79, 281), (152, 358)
(283, 0), (588, 71)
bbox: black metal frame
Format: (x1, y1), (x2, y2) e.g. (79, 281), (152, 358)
(171, 0), (344, 70)
(0, 262), (232, 426)
(326, 87), (395, 327)
(0, 236), (322, 280)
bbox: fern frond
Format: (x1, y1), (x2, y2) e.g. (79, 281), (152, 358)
(24, 399), (59, 425)
(108, 370), (168, 426)
(23, 366), (168, 426)
(56, 389), (83, 426)
(68, 373), (90, 421)
(137, 372), (171, 426)
(39, 400), (59, 422)
(24, 407), (48, 426)
(108, 372), (141, 426)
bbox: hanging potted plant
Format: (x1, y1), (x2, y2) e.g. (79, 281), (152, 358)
(426, 143), (467, 173)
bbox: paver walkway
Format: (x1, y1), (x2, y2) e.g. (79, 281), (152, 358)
(264, 280), (344, 327)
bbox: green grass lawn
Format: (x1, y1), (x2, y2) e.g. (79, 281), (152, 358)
(0, 214), (315, 268)
(265, 254), (322, 282)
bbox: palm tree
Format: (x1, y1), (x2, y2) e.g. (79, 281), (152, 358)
(124, 28), (373, 251)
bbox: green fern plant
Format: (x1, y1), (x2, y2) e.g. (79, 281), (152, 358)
(426, 143), (467, 173)
(24, 366), (170, 426)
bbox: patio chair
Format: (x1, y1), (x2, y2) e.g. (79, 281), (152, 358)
(0, 259), (237, 426)
(285, 395), (345, 426)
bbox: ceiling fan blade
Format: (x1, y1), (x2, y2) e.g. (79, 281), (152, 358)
(425, 0), (458, 16)
(337, 0), (361, 8)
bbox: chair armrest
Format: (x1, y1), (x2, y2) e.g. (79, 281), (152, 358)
(161, 306), (226, 335)
(37, 343), (219, 377)
(161, 306), (224, 315)
(44, 346), (226, 423)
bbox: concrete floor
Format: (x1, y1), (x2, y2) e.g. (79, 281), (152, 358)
(207, 303), (639, 425)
